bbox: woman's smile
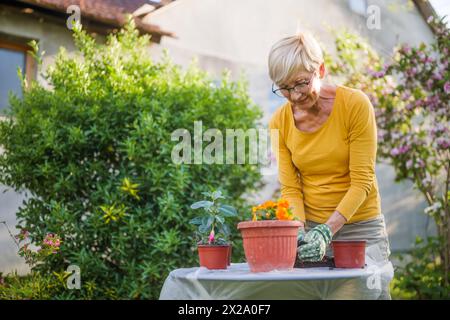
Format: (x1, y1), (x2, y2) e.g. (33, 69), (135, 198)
(299, 95), (308, 102)
(295, 95), (309, 104)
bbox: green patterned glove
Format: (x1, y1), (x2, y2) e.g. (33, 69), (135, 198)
(297, 228), (306, 247)
(298, 224), (333, 262)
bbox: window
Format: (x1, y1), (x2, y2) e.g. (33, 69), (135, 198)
(0, 37), (35, 112)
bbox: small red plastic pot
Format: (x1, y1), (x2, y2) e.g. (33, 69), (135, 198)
(227, 245), (232, 266)
(331, 240), (366, 268)
(198, 245), (229, 270)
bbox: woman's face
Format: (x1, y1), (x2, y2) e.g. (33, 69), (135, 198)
(281, 64), (325, 111)
(284, 72), (319, 109)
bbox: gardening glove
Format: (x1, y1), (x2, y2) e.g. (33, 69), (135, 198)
(298, 224), (333, 262)
(297, 228), (306, 247)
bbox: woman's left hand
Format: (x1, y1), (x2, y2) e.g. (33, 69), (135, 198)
(297, 228), (306, 246)
(298, 224), (332, 262)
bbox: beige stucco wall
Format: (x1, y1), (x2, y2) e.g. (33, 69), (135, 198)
(147, 0), (433, 63)
(0, 6), (79, 84)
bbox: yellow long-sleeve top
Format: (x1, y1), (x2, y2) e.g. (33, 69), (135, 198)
(269, 85), (381, 224)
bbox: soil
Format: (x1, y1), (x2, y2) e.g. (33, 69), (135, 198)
(294, 255), (335, 268)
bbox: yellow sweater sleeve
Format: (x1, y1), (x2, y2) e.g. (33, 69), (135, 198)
(269, 113), (306, 222)
(335, 91), (377, 221)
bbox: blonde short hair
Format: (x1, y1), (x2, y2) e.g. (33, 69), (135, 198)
(268, 32), (324, 86)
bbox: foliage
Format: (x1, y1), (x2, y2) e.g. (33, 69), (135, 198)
(189, 189), (237, 245)
(0, 18), (263, 299)
(250, 199), (296, 221)
(391, 237), (450, 299)
(0, 271), (67, 300)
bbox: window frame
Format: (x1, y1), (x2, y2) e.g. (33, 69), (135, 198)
(0, 37), (36, 87)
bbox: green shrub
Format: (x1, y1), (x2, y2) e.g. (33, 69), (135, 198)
(0, 20), (263, 299)
(391, 237), (450, 299)
(0, 271), (67, 300)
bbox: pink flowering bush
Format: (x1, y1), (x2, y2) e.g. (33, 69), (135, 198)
(14, 228), (62, 269)
(0, 223), (68, 299)
(325, 16), (449, 298)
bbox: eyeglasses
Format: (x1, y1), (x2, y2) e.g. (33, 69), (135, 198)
(272, 73), (316, 98)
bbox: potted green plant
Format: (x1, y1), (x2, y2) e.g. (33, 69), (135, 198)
(237, 199), (302, 272)
(189, 190), (237, 269)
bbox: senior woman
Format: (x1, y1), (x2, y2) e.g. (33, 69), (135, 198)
(268, 33), (392, 298)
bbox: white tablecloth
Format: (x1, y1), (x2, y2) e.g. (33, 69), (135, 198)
(159, 257), (394, 300)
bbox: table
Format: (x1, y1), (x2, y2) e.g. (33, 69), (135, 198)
(159, 259), (394, 300)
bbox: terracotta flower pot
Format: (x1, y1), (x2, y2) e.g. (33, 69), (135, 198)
(237, 220), (301, 272)
(227, 245), (232, 266)
(332, 240), (366, 268)
(198, 244), (229, 270)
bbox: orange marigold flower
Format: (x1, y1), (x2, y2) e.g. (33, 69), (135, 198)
(250, 199), (294, 221)
(276, 207), (294, 220)
(262, 200), (276, 209)
(277, 199), (289, 209)
(275, 207), (287, 220)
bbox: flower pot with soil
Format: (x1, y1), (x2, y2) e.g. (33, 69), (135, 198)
(227, 243), (232, 266)
(189, 190), (237, 270)
(331, 240), (367, 268)
(197, 244), (230, 269)
(238, 200), (301, 272)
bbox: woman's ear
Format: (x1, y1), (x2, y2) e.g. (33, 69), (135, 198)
(319, 63), (326, 79)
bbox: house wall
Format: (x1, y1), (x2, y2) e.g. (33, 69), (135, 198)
(0, 5), (79, 84)
(145, 0), (437, 253)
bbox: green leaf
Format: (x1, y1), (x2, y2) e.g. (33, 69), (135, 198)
(215, 215), (224, 225)
(218, 205), (237, 217)
(211, 190), (225, 200)
(199, 223), (210, 234)
(190, 201), (214, 209)
(220, 224), (230, 236)
(189, 217), (203, 225)
(198, 216), (212, 234)
(206, 216), (214, 229)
